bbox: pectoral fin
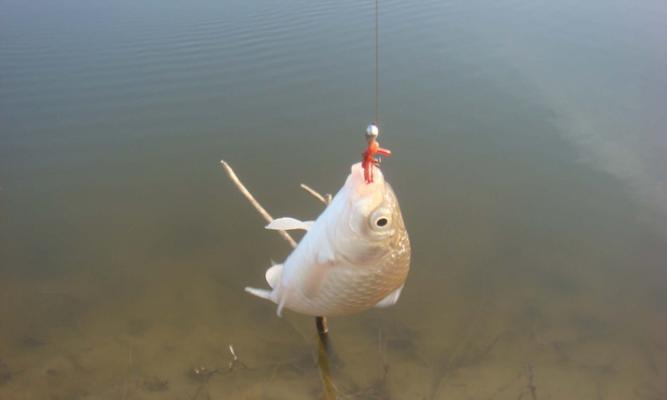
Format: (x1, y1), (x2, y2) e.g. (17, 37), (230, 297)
(302, 265), (328, 299)
(303, 250), (336, 299)
(374, 285), (404, 308)
(265, 217), (314, 231)
(316, 240), (335, 265)
(265, 263), (283, 289)
(245, 284), (287, 317)
(245, 286), (273, 301)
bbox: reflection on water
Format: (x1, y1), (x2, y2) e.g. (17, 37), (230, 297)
(1, 0), (666, 398)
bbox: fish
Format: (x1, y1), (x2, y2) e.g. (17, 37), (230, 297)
(245, 162), (411, 317)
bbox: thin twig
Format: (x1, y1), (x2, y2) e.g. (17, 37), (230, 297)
(300, 183), (332, 205)
(220, 160), (330, 337)
(220, 160), (297, 248)
(316, 315), (329, 336)
(121, 345), (132, 400)
(228, 345), (247, 371)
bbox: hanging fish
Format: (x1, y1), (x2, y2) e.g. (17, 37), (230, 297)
(245, 156), (411, 317)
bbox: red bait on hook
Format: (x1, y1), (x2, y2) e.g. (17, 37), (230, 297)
(362, 124), (391, 184)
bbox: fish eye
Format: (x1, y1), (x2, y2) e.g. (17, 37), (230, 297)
(370, 209), (392, 231)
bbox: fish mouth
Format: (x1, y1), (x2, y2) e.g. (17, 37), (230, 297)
(348, 162), (386, 210)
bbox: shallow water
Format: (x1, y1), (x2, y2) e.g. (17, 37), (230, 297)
(1, 0), (666, 398)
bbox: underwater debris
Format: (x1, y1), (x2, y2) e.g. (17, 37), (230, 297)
(126, 318), (148, 336)
(227, 345), (247, 371)
(188, 366), (220, 383)
(0, 359), (11, 386)
(518, 364), (538, 400)
(188, 345), (248, 384)
(140, 375), (169, 392)
(635, 380), (667, 400)
(17, 335), (45, 349)
(429, 333), (504, 398)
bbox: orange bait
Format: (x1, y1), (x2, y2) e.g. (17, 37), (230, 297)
(362, 124), (391, 183)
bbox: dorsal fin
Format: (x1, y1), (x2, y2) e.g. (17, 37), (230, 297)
(265, 217), (313, 231)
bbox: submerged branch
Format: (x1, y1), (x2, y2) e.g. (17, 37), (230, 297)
(300, 183), (332, 205)
(220, 160), (297, 248)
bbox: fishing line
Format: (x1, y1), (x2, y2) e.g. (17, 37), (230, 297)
(361, 0), (390, 184)
(374, 0), (380, 126)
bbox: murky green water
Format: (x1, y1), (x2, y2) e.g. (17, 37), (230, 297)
(1, 0), (666, 398)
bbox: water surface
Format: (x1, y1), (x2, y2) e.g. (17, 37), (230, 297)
(1, 0), (666, 398)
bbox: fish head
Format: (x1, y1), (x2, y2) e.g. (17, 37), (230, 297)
(331, 163), (409, 266)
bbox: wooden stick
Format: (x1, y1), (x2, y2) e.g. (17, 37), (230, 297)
(220, 160), (297, 248)
(316, 315), (329, 336)
(220, 160), (329, 336)
(300, 183), (332, 205)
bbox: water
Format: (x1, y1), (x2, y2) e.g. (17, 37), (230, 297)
(1, 0), (666, 398)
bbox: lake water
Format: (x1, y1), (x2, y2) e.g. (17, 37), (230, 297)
(1, 0), (666, 398)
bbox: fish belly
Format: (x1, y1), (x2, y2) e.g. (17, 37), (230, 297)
(285, 261), (408, 316)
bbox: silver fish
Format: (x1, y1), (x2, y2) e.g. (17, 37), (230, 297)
(245, 162), (411, 316)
